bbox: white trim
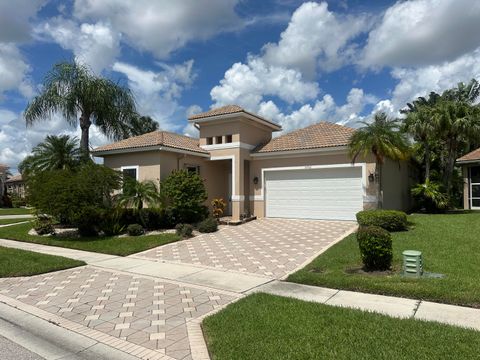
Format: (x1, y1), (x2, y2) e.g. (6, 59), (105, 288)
(251, 146), (348, 158)
(249, 195), (263, 201)
(210, 155), (236, 198)
(120, 165), (139, 181)
(190, 111), (281, 131)
(93, 145), (209, 158)
(231, 195), (245, 201)
(256, 163), (367, 201)
(201, 142), (255, 151)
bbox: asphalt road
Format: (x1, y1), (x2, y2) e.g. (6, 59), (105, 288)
(0, 335), (44, 360)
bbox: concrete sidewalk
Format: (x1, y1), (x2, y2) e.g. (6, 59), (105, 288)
(253, 281), (480, 331)
(0, 214), (34, 220)
(0, 238), (272, 293)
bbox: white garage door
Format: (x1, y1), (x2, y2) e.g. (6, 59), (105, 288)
(265, 167), (363, 221)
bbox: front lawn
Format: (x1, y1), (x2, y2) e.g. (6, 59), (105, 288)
(288, 213), (480, 307)
(0, 246), (85, 277)
(203, 293), (480, 360)
(0, 222), (180, 256)
(0, 218), (31, 225)
(0, 208), (32, 216)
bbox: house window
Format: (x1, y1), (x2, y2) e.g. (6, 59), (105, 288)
(185, 164), (200, 175)
(225, 134), (232, 143)
(121, 166), (138, 194)
(215, 136), (223, 144)
(469, 166), (480, 209)
(206, 137), (213, 145)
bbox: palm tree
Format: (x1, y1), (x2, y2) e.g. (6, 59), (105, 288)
(19, 135), (81, 176)
(122, 115), (159, 139)
(117, 178), (161, 210)
(25, 61), (137, 156)
(349, 112), (409, 208)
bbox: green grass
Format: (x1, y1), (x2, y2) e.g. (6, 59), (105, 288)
(0, 218), (30, 225)
(203, 293), (480, 360)
(0, 208), (32, 215)
(288, 213), (480, 308)
(0, 246), (85, 277)
(0, 222), (180, 256)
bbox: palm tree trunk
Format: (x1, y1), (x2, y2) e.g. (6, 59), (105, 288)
(443, 138), (456, 194)
(377, 161), (383, 209)
(424, 140), (431, 181)
(79, 113), (91, 156)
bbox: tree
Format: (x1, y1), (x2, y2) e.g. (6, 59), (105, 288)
(117, 178), (161, 210)
(349, 112), (409, 208)
(122, 115), (159, 138)
(25, 61), (137, 156)
(19, 135), (81, 176)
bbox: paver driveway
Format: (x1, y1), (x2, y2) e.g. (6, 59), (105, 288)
(135, 219), (357, 279)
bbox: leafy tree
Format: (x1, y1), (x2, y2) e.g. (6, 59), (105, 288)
(117, 178), (161, 210)
(122, 115), (159, 138)
(349, 112), (409, 208)
(411, 179), (449, 213)
(25, 60), (137, 156)
(19, 135), (81, 176)
(160, 170), (208, 223)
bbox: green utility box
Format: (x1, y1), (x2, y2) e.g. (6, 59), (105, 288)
(402, 250), (423, 277)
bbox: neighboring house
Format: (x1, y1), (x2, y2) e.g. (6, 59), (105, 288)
(6, 174), (26, 198)
(457, 147), (480, 210)
(93, 105), (411, 221)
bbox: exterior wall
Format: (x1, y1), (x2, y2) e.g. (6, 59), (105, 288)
(249, 151), (377, 218)
(103, 151), (161, 185)
(381, 158), (412, 211)
(6, 181), (26, 198)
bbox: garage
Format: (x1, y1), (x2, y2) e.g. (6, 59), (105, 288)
(264, 166), (364, 221)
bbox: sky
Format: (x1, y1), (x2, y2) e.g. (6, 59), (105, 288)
(1, 0), (480, 172)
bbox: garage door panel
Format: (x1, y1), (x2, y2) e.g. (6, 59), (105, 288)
(265, 167), (363, 221)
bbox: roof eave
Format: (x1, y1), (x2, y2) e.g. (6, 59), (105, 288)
(189, 111), (282, 131)
(456, 159), (480, 165)
(92, 145), (209, 158)
(251, 145), (349, 158)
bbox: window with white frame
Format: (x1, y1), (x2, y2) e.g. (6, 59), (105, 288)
(185, 164), (200, 175)
(121, 166), (138, 194)
(469, 166), (480, 208)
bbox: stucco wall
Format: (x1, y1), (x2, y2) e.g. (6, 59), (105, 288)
(103, 151), (161, 184)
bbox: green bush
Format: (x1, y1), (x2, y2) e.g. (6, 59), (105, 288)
(139, 208), (163, 230)
(10, 194), (26, 208)
(99, 209), (125, 236)
(175, 223), (193, 238)
(33, 215), (55, 235)
(27, 163), (121, 230)
(161, 170), (208, 224)
(356, 210), (408, 232)
(72, 206), (102, 237)
(411, 180), (449, 213)
(127, 223), (144, 236)
(197, 217), (218, 233)
(357, 226), (393, 271)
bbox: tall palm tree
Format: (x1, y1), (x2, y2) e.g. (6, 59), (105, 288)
(117, 178), (161, 210)
(19, 135), (81, 176)
(349, 112), (409, 208)
(122, 115), (159, 139)
(25, 61), (137, 156)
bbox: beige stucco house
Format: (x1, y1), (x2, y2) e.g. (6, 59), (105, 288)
(6, 174), (26, 199)
(457, 147), (480, 209)
(93, 105), (411, 221)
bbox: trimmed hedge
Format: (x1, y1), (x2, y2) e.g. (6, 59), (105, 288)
(197, 217), (218, 233)
(356, 210), (408, 232)
(127, 224), (144, 236)
(175, 223), (193, 238)
(357, 226), (393, 271)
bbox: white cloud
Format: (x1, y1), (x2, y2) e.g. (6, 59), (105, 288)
(362, 0), (480, 68)
(211, 55), (319, 110)
(73, 0), (242, 59)
(0, 0), (46, 42)
(262, 1), (368, 78)
(36, 18), (120, 73)
(0, 43), (33, 98)
(112, 60), (196, 131)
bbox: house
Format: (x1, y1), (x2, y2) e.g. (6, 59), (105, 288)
(6, 174), (26, 199)
(457, 147), (480, 209)
(93, 105), (411, 221)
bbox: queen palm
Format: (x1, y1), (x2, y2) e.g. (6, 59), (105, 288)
(349, 112), (409, 208)
(25, 61), (137, 156)
(117, 178), (161, 210)
(19, 135), (81, 176)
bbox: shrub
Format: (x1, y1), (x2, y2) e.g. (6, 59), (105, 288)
(175, 223), (193, 238)
(411, 180), (449, 213)
(357, 226), (393, 271)
(33, 215), (55, 235)
(356, 209), (408, 232)
(10, 194), (26, 208)
(99, 209), (125, 236)
(211, 198), (227, 219)
(161, 170), (208, 224)
(197, 217), (218, 233)
(72, 206), (102, 237)
(127, 223), (144, 236)
(139, 208), (163, 230)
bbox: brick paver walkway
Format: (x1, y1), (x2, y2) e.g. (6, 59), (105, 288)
(0, 266), (238, 360)
(135, 219), (356, 278)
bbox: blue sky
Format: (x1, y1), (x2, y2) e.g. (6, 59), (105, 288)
(1, 0), (480, 171)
